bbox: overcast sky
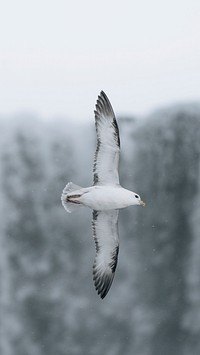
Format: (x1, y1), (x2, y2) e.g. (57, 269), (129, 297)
(0, 0), (200, 121)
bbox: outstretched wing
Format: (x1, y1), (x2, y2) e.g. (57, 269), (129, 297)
(93, 91), (120, 186)
(92, 209), (119, 299)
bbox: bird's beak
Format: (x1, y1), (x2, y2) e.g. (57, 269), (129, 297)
(140, 200), (146, 207)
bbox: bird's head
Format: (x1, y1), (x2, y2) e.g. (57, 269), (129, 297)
(133, 193), (146, 207)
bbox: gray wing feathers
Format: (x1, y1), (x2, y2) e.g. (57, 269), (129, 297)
(93, 91), (120, 186)
(92, 210), (119, 299)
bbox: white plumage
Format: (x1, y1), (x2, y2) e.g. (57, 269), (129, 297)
(61, 91), (145, 299)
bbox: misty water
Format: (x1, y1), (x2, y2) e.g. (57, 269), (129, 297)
(0, 104), (200, 355)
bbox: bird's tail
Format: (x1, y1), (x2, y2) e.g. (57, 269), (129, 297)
(61, 182), (83, 213)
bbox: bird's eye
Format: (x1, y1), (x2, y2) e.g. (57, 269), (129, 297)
(135, 194), (139, 198)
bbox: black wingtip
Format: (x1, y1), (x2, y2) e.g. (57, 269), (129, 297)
(100, 292), (107, 300)
(100, 90), (107, 97)
(95, 90), (115, 118)
(93, 265), (115, 299)
(99, 90), (110, 105)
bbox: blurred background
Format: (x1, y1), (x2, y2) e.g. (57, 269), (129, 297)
(1, 1), (200, 354)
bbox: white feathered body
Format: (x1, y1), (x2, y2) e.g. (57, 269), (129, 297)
(68, 185), (140, 211)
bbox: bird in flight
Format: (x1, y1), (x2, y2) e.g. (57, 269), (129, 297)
(61, 91), (145, 299)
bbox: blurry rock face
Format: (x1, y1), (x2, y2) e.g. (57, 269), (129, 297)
(0, 104), (200, 355)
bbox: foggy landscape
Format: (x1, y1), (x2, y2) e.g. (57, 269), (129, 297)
(0, 102), (200, 355)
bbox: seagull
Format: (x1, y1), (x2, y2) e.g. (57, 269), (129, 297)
(61, 91), (145, 299)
